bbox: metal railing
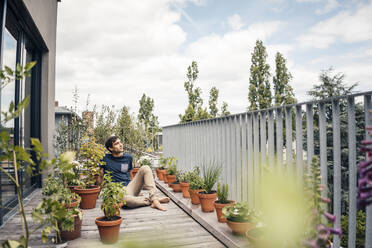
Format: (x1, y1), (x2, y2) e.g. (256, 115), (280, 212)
(163, 90), (372, 248)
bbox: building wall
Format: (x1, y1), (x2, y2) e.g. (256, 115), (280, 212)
(22, 0), (59, 157)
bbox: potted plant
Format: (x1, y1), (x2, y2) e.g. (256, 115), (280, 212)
(188, 167), (204, 205)
(95, 173), (126, 244)
(156, 157), (168, 181)
(33, 174), (83, 243)
(179, 171), (193, 198)
(171, 171), (183, 193)
(198, 161), (222, 212)
(74, 137), (106, 209)
(214, 182), (234, 222)
(222, 202), (259, 235)
(166, 157), (178, 186)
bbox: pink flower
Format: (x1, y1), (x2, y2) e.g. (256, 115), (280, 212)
(323, 212), (336, 223)
(303, 239), (319, 248)
(317, 224), (330, 241)
(321, 197), (331, 203)
(329, 227), (342, 237)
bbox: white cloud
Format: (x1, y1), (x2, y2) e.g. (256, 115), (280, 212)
(227, 14), (245, 31)
(315, 0), (339, 14)
(297, 2), (372, 48)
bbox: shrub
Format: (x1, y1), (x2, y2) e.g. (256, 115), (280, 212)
(340, 210), (365, 248)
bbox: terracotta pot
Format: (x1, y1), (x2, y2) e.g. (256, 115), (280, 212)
(227, 220), (256, 235)
(188, 189), (203, 205)
(156, 169), (165, 181)
(171, 182), (182, 192)
(130, 168), (140, 180)
(64, 199), (79, 209)
(60, 214), (82, 241)
(161, 170), (168, 183)
(74, 186), (100, 209)
(166, 174), (176, 186)
(214, 200), (235, 222)
(95, 216), (123, 244)
(198, 191), (217, 212)
(180, 182), (190, 198)
(68, 186), (76, 193)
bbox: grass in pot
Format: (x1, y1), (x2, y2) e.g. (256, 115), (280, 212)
(188, 167), (204, 205)
(74, 137), (106, 209)
(222, 202), (259, 235)
(95, 173), (126, 244)
(198, 161), (222, 212)
(214, 182), (234, 222)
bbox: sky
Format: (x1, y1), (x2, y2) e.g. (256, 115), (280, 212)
(56, 0), (372, 126)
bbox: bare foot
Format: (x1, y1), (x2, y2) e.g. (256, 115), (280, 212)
(159, 197), (170, 204)
(151, 199), (167, 211)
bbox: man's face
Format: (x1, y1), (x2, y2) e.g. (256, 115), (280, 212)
(109, 138), (123, 154)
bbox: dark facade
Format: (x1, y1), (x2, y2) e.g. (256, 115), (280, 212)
(0, 0), (59, 225)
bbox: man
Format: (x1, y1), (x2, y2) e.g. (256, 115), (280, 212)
(98, 136), (169, 211)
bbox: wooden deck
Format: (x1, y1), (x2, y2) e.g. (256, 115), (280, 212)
(0, 188), (226, 248)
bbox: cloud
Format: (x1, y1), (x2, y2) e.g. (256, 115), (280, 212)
(297, 1), (372, 48)
(227, 14), (245, 31)
(315, 0), (339, 14)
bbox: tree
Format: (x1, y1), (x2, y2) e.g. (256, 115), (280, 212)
(273, 52), (296, 106)
(179, 61), (204, 123)
(93, 105), (117, 145)
(209, 86), (219, 118)
(306, 68), (364, 213)
(220, 102), (231, 116)
(138, 94), (159, 149)
(248, 40), (272, 110)
(115, 106), (146, 160)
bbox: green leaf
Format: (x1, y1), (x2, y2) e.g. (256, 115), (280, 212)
(2, 239), (20, 248)
(24, 61), (36, 71)
(4, 66), (13, 76)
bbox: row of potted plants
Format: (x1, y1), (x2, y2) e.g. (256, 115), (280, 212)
(155, 157), (257, 236)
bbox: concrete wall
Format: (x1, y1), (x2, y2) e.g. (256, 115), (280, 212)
(22, 0), (59, 157)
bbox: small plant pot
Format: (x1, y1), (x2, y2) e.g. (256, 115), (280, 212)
(156, 169), (166, 181)
(189, 189), (203, 205)
(95, 216), (123, 244)
(214, 200), (235, 222)
(162, 170), (168, 183)
(75, 186), (100, 209)
(180, 182), (190, 198)
(68, 186), (77, 193)
(64, 199), (79, 209)
(198, 191), (217, 212)
(171, 182), (182, 192)
(130, 168), (140, 180)
(226, 220), (256, 236)
(59, 214), (83, 241)
(166, 174), (176, 186)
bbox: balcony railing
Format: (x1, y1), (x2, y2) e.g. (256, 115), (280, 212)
(163, 90), (372, 248)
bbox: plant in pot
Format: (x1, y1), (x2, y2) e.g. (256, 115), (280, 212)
(188, 167), (204, 205)
(214, 182), (234, 222)
(95, 173), (126, 244)
(198, 161), (222, 212)
(166, 157), (178, 187)
(74, 137), (106, 209)
(179, 171), (193, 198)
(33, 174), (83, 244)
(54, 151), (83, 193)
(222, 202), (259, 236)
(171, 171), (183, 193)
(156, 157), (168, 181)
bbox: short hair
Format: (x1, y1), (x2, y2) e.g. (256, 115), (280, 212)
(105, 136), (119, 152)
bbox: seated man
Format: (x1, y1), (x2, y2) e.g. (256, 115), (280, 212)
(98, 136), (169, 211)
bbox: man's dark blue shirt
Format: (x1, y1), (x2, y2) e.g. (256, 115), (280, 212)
(102, 153), (133, 186)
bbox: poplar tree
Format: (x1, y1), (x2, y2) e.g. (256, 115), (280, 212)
(209, 86), (219, 118)
(273, 52), (296, 106)
(248, 40), (272, 110)
(220, 102), (230, 116)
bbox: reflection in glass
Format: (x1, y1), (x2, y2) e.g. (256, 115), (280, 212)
(1, 28), (17, 205)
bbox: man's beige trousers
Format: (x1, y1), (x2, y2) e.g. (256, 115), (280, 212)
(124, 165), (158, 208)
